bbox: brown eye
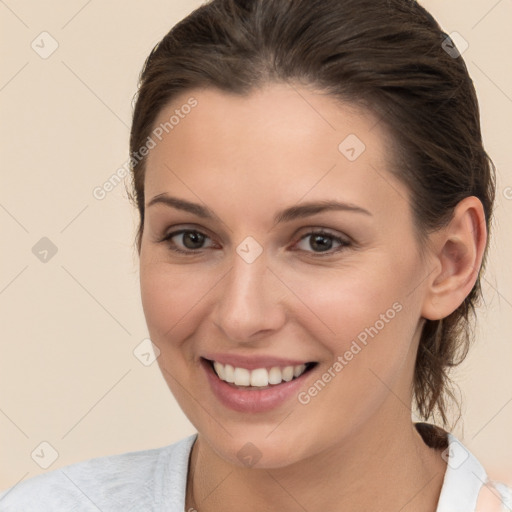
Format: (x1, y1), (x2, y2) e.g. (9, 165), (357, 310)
(160, 229), (215, 253)
(294, 230), (350, 254)
(179, 231), (207, 249)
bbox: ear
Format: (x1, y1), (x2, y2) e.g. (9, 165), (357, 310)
(421, 196), (488, 321)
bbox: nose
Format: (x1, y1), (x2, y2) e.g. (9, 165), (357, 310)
(211, 248), (287, 343)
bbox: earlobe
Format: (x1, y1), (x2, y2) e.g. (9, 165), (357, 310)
(421, 196), (487, 321)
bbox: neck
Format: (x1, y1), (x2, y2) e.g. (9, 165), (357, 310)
(186, 409), (447, 512)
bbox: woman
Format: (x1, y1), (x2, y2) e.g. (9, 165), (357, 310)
(1, 0), (510, 510)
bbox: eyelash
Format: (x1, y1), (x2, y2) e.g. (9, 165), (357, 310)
(157, 228), (351, 257)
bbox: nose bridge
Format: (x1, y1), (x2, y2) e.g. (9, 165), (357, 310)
(213, 247), (284, 342)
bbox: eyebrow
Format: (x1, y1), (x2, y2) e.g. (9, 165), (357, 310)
(146, 193), (372, 224)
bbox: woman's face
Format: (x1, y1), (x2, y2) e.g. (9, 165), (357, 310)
(139, 84), (433, 468)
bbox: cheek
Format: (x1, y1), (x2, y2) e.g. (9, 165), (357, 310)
(281, 262), (408, 345)
(282, 257), (421, 397)
(139, 261), (211, 342)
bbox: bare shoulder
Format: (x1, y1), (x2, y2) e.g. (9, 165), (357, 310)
(475, 479), (512, 512)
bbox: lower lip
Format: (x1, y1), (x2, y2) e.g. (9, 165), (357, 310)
(202, 359), (314, 413)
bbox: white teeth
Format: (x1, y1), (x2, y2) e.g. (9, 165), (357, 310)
(224, 364), (235, 383)
(233, 367), (250, 386)
(250, 368), (268, 387)
(268, 366), (282, 385)
(213, 361), (225, 380)
(294, 364), (306, 377)
(282, 366), (294, 382)
(212, 361), (309, 387)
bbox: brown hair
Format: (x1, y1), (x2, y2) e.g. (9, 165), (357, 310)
(128, 0), (495, 426)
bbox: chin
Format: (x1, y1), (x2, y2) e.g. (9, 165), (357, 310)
(196, 422), (317, 470)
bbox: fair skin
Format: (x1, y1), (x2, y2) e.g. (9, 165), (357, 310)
(139, 83), (486, 512)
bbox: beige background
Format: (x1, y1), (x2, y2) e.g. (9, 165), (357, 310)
(1, 0), (511, 491)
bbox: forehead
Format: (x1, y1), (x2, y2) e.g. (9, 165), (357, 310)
(144, 84), (408, 218)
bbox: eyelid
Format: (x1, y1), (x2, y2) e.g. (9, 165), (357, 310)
(157, 227), (216, 249)
(157, 225), (352, 257)
(295, 226), (351, 242)
(157, 223), (214, 242)
(291, 229), (351, 255)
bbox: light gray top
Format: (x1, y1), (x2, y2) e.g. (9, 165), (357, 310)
(1, 432), (510, 511)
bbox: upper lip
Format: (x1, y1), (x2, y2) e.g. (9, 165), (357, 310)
(202, 353), (314, 370)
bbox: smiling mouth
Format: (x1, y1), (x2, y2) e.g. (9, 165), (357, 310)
(204, 358), (318, 389)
